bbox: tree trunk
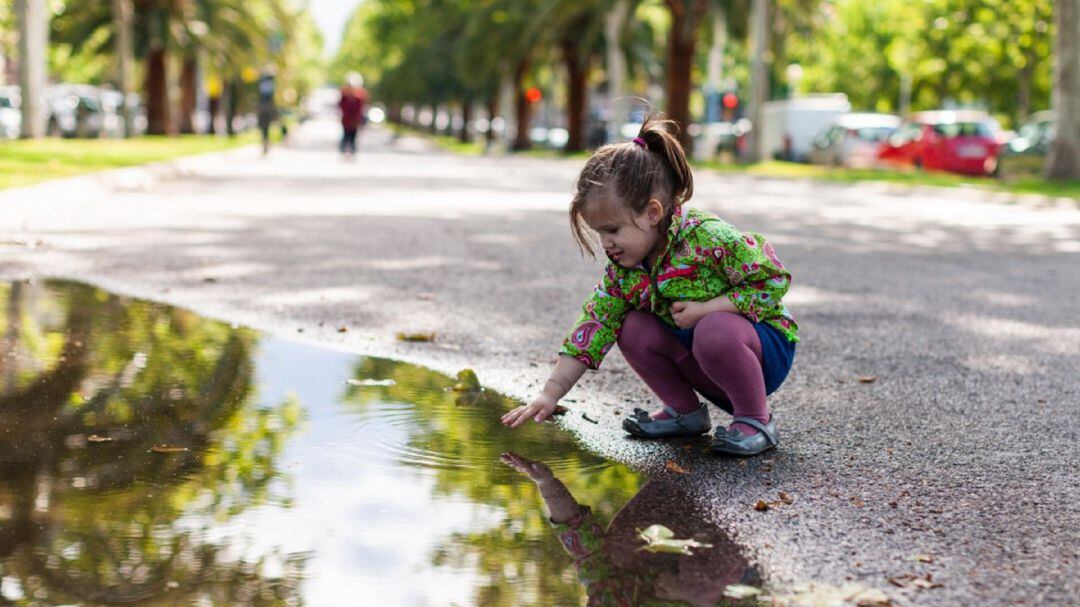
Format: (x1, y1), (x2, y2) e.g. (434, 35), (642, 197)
(459, 100), (472, 143)
(562, 40), (588, 152)
(15, 0), (48, 138)
(605, 0), (630, 142)
(485, 89), (498, 148)
(225, 78), (239, 137)
(705, 3), (728, 124)
(746, 0), (770, 162)
(178, 56), (197, 134)
(144, 44), (171, 135)
(111, 0), (135, 137)
(207, 95), (219, 135)
(664, 0), (704, 151)
(1046, 0), (1080, 180)
(512, 59), (532, 151)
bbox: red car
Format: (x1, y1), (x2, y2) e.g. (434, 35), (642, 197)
(877, 110), (1003, 176)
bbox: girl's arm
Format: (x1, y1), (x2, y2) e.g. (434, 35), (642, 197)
(500, 452), (584, 523)
(501, 355), (587, 428)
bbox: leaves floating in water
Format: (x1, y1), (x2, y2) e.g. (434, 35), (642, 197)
(396, 332), (436, 342)
(450, 368), (481, 392)
(149, 445), (190, 454)
(87, 435), (115, 443)
(858, 376), (878, 384)
(637, 524), (713, 555)
(664, 460), (691, 475)
(345, 378), (396, 387)
(722, 584), (762, 599)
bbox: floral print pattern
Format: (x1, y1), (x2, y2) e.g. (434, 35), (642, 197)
(561, 205), (798, 369)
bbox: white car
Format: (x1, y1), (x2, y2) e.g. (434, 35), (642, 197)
(809, 113), (901, 168)
(0, 86), (20, 139)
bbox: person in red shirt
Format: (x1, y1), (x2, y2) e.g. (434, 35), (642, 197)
(338, 82), (367, 160)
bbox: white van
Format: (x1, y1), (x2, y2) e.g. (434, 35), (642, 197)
(761, 94), (851, 162)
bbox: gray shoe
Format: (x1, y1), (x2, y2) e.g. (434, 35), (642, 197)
(711, 416), (779, 456)
(623, 404), (711, 438)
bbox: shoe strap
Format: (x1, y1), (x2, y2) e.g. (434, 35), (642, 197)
(662, 405), (684, 421)
(732, 416), (778, 446)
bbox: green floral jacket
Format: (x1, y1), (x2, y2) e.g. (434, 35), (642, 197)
(560, 205), (798, 369)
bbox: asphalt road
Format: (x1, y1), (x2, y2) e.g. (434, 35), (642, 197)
(2, 119), (1077, 605)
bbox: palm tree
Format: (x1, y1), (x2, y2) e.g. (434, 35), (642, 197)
(1046, 0), (1080, 179)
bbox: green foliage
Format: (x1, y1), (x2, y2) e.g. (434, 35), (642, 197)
(791, 0), (1053, 128)
(0, 280), (305, 605)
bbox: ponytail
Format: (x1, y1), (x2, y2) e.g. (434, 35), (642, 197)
(568, 113), (695, 258)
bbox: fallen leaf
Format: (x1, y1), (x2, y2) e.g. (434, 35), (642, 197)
(858, 376), (878, 384)
(910, 554), (934, 563)
(416, 292), (436, 301)
(778, 491), (795, 504)
(722, 584), (762, 599)
(551, 405), (569, 416)
(396, 332), (436, 342)
(665, 461), (691, 475)
(87, 435), (115, 443)
(637, 524), (713, 555)
(581, 412), (599, 424)
(887, 573), (943, 590)
(754, 500), (770, 511)
(337, 326), (348, 333)
(150, 445), (189, 454)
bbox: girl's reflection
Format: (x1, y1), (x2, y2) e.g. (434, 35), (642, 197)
(501, 452), (761, 606)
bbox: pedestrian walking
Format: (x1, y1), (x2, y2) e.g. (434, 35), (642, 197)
(257, 69), (278, 156)
(501, 114), (799, 456)
(338, 79), (368, 160)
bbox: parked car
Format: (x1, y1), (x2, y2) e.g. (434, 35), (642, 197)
(996, 110), (1055, 180)
(808, 113), (900, 168)
(0, 85), (19, 139)
(46, 85), (105, 138)
(877, 110), (1003, 176)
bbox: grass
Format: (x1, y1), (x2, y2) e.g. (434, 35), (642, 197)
(0, 131), (263, 190)
(696, 159), (1080, 201)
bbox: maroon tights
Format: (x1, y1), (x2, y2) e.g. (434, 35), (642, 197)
(617, 311), (769, 436)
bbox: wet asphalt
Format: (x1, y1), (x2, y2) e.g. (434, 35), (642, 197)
(2, 119), (1078, 606)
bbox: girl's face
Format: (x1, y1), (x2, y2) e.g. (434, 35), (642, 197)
(583, 194), (666, 268)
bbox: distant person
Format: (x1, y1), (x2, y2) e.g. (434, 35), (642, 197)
(501, 114), (798, 457)
(257, 70), (278, 156)
(338, 80), (368, 160)
(501, 451), (757, 605)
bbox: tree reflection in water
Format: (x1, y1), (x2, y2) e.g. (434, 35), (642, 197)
(0, 280), (305, 606)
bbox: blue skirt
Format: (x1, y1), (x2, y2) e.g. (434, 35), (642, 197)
(662, 320), (796, 395)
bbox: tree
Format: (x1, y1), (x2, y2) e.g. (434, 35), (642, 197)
(16, 0), (48, 138)
(1046, 0), (1080, 179)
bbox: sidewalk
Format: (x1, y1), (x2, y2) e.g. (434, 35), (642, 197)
(2, 119), (1078, 605)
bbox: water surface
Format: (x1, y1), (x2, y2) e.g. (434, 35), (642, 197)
(0, 280), (757, 606)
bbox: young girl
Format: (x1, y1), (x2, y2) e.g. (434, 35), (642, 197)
(501, 115), (798, 456)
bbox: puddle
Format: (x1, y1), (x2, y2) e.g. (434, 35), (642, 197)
(0, 279), (760, 606)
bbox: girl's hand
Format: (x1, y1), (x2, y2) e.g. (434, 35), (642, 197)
(500, 451), (553, 483)
(671, 301), (707, 329)
(501, 394), (559, 428)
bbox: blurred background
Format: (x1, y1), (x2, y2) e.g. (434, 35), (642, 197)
(2, 0), (1077, 188)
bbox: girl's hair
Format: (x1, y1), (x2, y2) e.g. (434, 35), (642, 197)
(569, 114), (694, 257)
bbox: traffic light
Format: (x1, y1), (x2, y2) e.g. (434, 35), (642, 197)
(721, 92), (739, 121)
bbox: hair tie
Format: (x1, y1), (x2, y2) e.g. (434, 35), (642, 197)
(632, 136), (646, 149)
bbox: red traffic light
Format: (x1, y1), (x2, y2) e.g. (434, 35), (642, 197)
(722, 93), (739, 109)
(525, 87), (542, 103)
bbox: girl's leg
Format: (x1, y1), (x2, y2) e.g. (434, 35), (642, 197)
(690, 312), (768, 436)
(617, 311), (703, 419)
